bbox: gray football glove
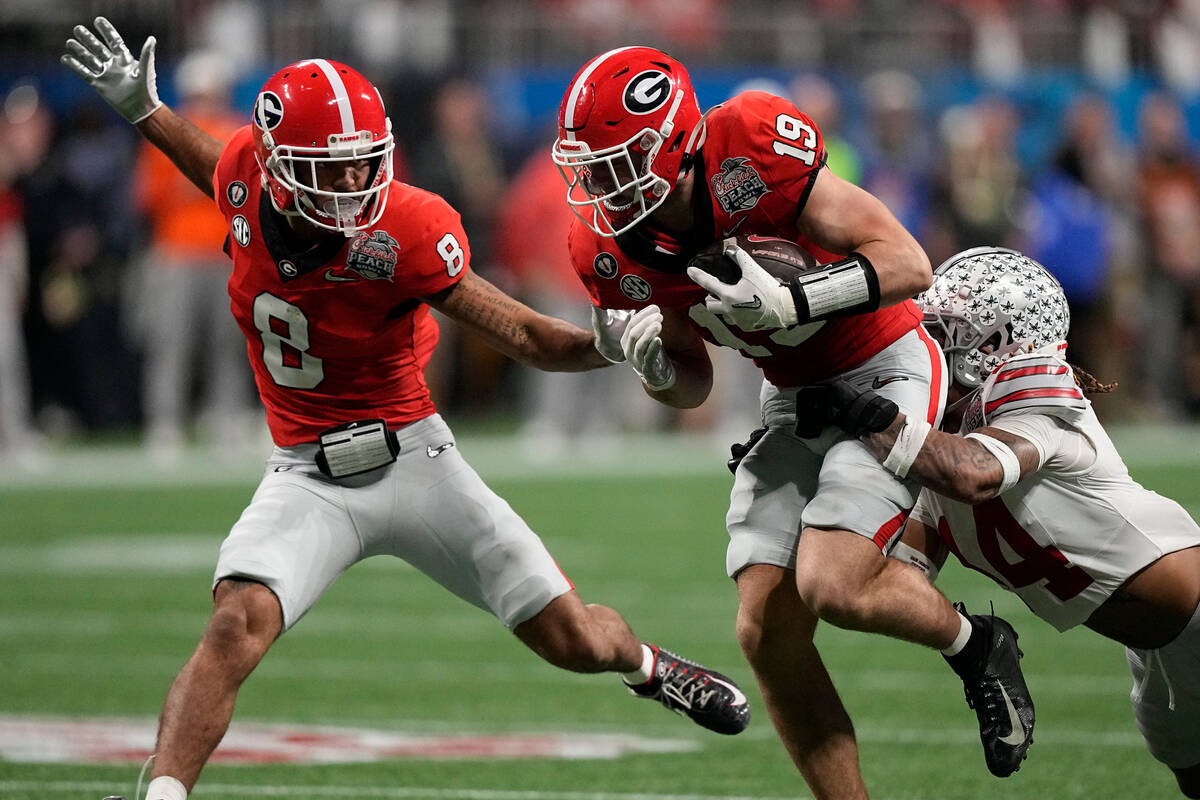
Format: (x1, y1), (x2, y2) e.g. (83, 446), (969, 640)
(61, 16), (162, 124)
(591, 306), (631, 364)
(620, 305), (676, 391)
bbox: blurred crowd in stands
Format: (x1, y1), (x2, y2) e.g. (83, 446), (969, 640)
(4, 0), (1200, 463)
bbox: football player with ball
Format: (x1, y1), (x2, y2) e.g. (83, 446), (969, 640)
(62, 18), (750, 800)
(553, 47), (1035, 796)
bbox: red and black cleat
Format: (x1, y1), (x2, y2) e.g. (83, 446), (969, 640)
(625, 644), (750, 735)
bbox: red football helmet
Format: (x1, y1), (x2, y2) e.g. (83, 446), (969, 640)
(251, 59), (395, 235)
(552, 46), (704, 237)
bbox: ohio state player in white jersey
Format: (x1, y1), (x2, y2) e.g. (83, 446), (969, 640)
(802, 247), (1200, 797)
(554, 46), (1036, 792)
(63, 18), (750, 800)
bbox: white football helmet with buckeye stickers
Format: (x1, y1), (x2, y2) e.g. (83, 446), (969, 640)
(918, 247), (1070, 389)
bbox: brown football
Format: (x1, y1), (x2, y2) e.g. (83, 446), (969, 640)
(688, 235), (818, 285)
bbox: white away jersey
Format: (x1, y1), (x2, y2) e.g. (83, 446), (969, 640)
(912, 353), (1200, 631)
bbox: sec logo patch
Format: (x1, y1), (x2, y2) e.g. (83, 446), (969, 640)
(620, 275), (652, 301)
(232, 215), (251, 247)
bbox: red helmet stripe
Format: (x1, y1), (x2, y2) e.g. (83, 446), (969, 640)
(562, 46), (640, 140)
(311, 58), (355, 134)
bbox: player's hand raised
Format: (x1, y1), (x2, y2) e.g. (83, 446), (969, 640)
(62, 16), (162, 124)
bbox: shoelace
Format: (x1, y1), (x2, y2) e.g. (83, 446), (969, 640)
(975, 610), (1019, 723)
(660, 663), (718, 711)
(970, 680), (1004, 717)
(1133, 650), (1177, 712)
(135, 753), (154, 800)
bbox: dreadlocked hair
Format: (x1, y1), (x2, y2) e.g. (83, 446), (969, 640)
(1070, 363), (1118, 394)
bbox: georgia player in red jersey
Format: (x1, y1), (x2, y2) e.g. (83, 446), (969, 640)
(63, 19), (750, 800)
(553, 48), (1035, 794)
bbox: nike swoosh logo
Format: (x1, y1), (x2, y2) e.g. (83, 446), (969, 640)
(997, 684), (1027, 746)
(721, 217), (747, 237)
(426, 442), (455, 458)
(731, 295), (762, 310)
(871, 375), (909, 389)
(709, 675), (748, 707)
(324, 269), (357, 283)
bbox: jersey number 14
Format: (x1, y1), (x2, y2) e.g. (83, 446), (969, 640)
(945, 500), (1096, 602)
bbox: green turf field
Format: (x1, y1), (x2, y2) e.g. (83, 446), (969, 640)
(1, 429), (1196, 800)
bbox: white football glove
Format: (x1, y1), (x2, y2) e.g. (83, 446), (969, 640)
(591, 306), (631, 364)
(61, 17), (162, 124)
(620, 305), (676, 391)
(686, 239), (798, 330)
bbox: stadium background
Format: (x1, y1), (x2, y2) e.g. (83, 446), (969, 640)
(3, 2), (1200, 799)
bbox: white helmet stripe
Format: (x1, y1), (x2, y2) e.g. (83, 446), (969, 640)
(311, 58), (355, 133)
(562, 46), (641, 141)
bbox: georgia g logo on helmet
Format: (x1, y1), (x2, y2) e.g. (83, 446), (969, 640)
(623, 70), (672, 114)
(253, 91), (284, 131)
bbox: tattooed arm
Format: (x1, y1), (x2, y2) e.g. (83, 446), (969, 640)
(862, 415), (1042, 504)
(426, 271), (609, 372)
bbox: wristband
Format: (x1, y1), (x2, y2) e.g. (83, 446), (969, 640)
(787, 252), (881, 323)
(965, 433), (1022, 493)
(881, 417), (931, 479)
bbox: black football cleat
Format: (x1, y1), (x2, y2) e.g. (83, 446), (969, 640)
(624, 644), (750, 735)
(946, 602), (1035, 777)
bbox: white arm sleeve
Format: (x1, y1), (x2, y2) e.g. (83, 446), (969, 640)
(964, 432), (1023, 493)
(985, 414), (1096, 473)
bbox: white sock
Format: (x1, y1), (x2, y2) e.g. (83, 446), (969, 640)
(145, 776), (187, 800)
(621, 644), (656, 684)
(940, 612), (973, 656)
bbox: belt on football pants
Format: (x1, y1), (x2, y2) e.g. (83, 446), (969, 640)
(314, 418), (400, 478)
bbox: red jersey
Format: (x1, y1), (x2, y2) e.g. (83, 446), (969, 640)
(214, 126), (470, 445)
(568, 91), (921, 386)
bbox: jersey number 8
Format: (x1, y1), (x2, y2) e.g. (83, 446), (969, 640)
(253, 292), (325, 390)
(437, 232), (465, 277)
